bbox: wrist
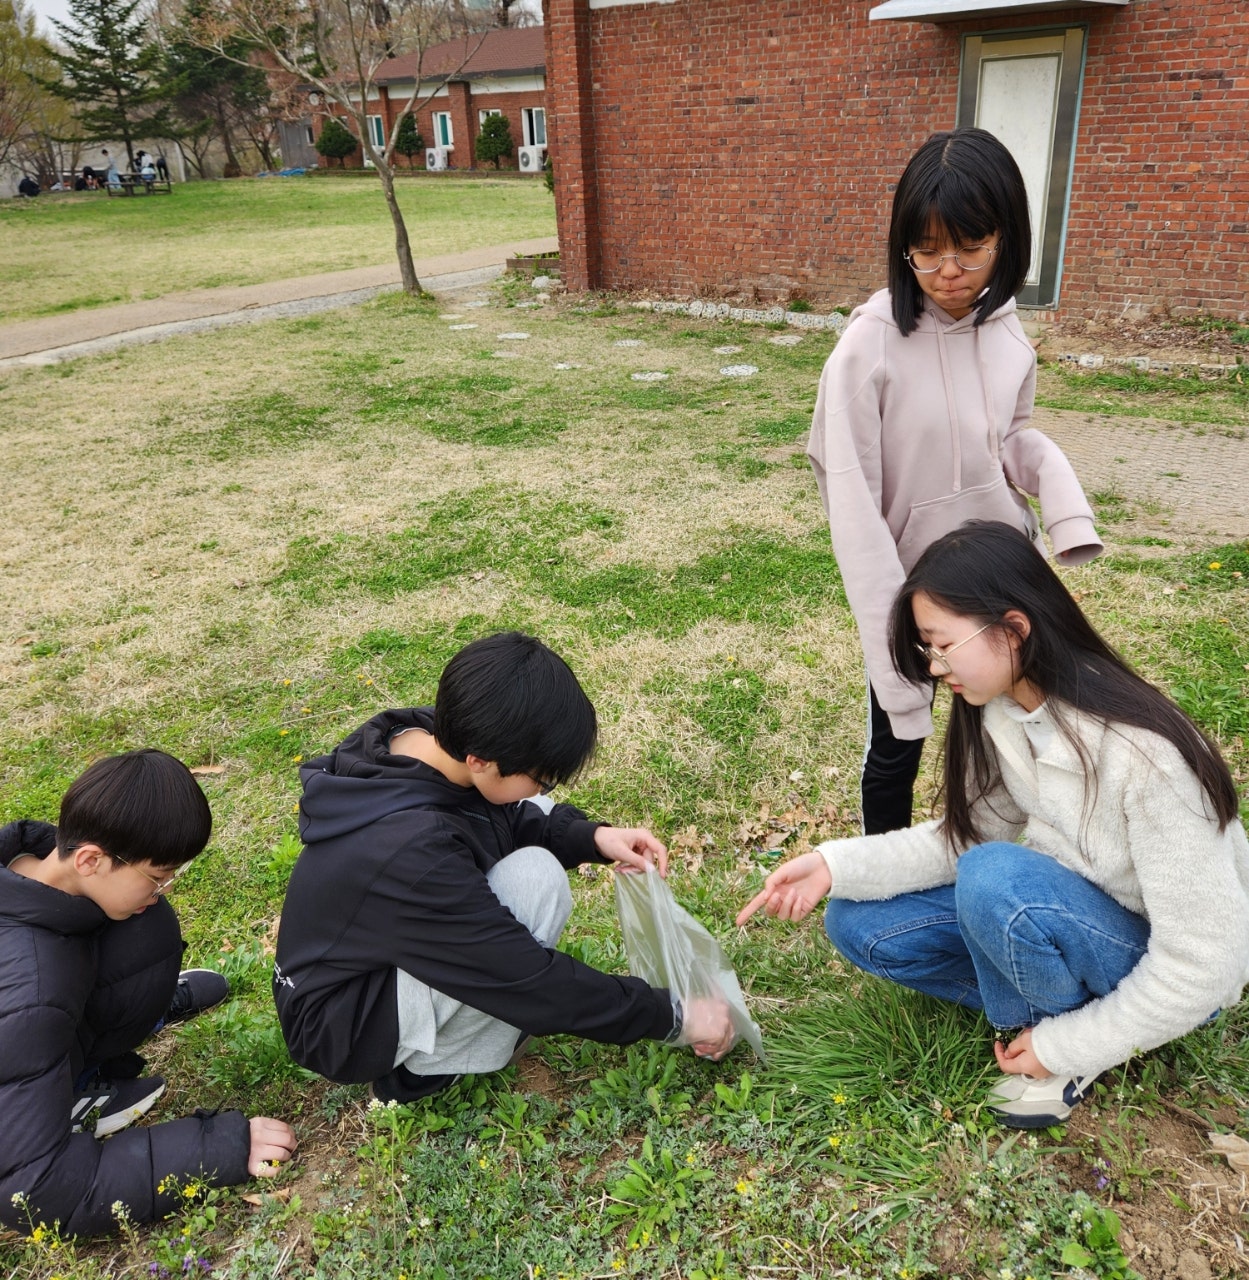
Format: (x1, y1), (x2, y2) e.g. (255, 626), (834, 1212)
(663, 996), (684, 1043)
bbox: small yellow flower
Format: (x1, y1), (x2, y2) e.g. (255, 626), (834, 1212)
(30, 1226), (45, 1243)
(365, 678), (374, 686)
(183, 1186), (197, 1199)
(685, 1152), (696, 1165)
(1209, 562), (1222, 570)
(827, 1134), (841, 1148)
(283, 679), (292, 686)
(735, 1178), (750, 1194)
(293, 755), (303, 764)
(301, 707), (311, 714)
(833, 1092), (846, 1104)
(612, 1260), (625, 1272)
(478, 1157), (488, 1168)
(280, 728), (289, 736)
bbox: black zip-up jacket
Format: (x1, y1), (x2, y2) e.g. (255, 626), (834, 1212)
(0, 821), (250, 1237)
(273, 708), (675, 1082)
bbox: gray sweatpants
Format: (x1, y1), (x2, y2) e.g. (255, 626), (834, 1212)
(393, 845), (574, 1075)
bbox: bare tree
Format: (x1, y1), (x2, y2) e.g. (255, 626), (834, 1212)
(0, 0), (44, 171)
(193, 0), (484, 294)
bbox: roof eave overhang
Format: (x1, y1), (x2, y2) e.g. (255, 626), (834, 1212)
(869, 0), (1128, 21)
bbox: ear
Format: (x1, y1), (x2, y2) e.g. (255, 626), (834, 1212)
(70, 842), (110, 878)
(1002, 609), (1031, 648)
(463, 755), (496, 777)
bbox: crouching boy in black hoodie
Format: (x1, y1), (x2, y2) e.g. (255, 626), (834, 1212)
(273, 631), (736, 1102)
(0, 750), (296, 1239)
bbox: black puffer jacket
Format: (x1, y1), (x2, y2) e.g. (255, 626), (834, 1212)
(0, 821), (251, 1237)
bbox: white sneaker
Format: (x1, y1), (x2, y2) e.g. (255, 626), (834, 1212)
(986, 1072), (1099, 1128)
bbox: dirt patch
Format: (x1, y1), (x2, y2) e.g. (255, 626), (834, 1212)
(1058, 1104), (1249, 1279)
(1038, 314), (1248, 367)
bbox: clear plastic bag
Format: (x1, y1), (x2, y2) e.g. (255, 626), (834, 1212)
(615, 866), (765, 1061)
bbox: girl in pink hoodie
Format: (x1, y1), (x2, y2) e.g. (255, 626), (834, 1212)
(807, 127), (1102, 836)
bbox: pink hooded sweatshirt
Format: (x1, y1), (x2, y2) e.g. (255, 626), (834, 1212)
(807, 288), (1103, 741)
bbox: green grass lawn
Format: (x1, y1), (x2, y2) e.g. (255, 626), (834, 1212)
(1, 289), (1246, 1280)
(0, 176), (555, 324)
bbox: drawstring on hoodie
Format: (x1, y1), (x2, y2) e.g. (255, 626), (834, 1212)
(933, 317), (962, 492)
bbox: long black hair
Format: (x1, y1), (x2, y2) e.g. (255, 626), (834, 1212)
(887, 128), (1032, 336)
(888, 521), (1239, 851)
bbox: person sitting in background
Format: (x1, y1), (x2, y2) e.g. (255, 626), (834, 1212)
(18, 175), (40, 197)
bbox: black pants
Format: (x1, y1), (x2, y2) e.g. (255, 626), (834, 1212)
(74, 897), (183, 1083)
(860, 685), (927, 835)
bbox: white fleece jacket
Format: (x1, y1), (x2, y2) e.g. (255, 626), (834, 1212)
(807, 289), (1103, 740)
(816, 698), (1249, 1079)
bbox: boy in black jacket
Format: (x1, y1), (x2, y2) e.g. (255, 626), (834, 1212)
(0, 751), (296, 1238)
(274, 631), (735, 1102)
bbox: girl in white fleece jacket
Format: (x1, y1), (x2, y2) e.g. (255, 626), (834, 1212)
(739, 521), (1249, 1128)
(808, 128), (1103, 836)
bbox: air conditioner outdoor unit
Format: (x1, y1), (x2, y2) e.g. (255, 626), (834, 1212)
(425, 147), (448, 171)
(517, 145), (547, 173)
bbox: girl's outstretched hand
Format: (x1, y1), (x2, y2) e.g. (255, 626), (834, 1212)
(736, 851), (832, 925)
(993, 1027), (1049, 1078)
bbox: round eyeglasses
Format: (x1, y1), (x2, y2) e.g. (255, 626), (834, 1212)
(905, 244), (998, 274)
(914, 621), (993, 675)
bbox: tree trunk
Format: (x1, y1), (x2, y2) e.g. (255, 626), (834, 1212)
(215, 99), (242, 178)
(374, 157), (422, 294)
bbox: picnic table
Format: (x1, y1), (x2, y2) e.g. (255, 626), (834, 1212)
(106, 173), (172, 197)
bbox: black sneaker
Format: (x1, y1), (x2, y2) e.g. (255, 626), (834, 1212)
(165, 968), (230, 1024)
(371, 1064), (459, 1104)
(71, 1075), (166, 1137)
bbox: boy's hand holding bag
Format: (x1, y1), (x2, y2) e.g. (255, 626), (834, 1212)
(614, 866), (765, 1062)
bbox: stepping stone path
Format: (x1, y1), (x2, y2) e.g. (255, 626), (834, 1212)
(720, 364), (759, 377)
(713, 345), (743, 355)
(466, 300), (490, 308)
(498, 332), (530, 340)
(448, 323), (478, 331)
(769, 333), (803, 346)
(614, 339), (644, 347)
(553, 362), (582, 370)
(631, 371), (668, 382)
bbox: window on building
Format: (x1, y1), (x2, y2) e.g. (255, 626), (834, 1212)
(958, 27), (1085, 308)
(478, 108), (503, 127)
(367, 115), (385, 149)
(432, 112), (454, 148)
(522, 107), (546, 148)
(305, 125), (315, 145)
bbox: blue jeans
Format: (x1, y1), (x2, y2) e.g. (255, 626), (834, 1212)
(824, 843), (1151, 1029)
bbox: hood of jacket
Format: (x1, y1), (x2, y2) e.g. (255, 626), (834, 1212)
(0, 820), (106, 935)
(851, 287), (1017, 333)
(298, 707), (476, 845)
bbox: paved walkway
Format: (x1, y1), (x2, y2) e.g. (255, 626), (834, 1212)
(0, 236), (558, 364)
(1032, 406), (1247, 547)
(2, 235), (1243, 547)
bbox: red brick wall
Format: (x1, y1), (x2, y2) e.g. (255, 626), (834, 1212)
(326, 85), (546, 171)
(545, 0), (1248, 320)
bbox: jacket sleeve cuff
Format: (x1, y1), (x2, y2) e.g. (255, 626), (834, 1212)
(885, 704), (934, 740)
(1047, 516), (1104, 566)
(569, 818), (608, 864)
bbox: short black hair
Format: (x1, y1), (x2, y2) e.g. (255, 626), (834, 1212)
(58, 749), (212, 869)
(887, 127), (1032, 336)
(433, 632), (598, 785)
